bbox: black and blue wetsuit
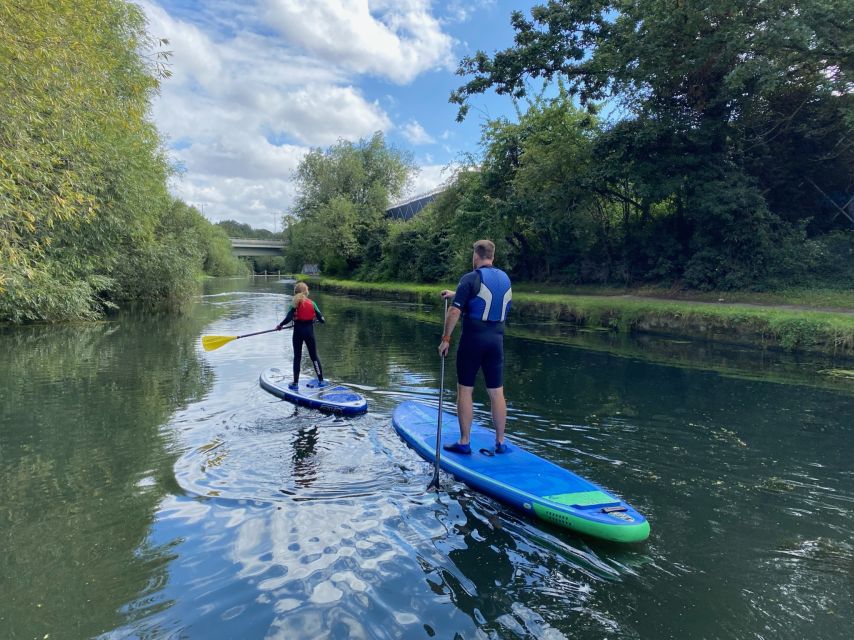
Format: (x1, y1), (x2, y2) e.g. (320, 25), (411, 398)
(278, 301), (325, 384)
(451, 266), (512, 389)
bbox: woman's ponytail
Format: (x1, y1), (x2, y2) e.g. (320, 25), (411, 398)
(293, 281), (309, 308)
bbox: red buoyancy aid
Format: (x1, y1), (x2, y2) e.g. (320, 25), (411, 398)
(294, 298), (316, 321)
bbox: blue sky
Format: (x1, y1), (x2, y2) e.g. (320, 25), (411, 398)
(140, 0), (539, 230)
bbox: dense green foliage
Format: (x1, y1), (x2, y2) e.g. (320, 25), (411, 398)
(286, 1), (852, 291)
(199, 219), (251, 278)
(284, 132), (415, 276)
(216, 219), (282, 240)
(0, 0), (245, 323)
(300, 90), (852, 290)
(441, 0), (854, 290)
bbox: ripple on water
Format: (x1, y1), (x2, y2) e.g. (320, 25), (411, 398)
(174, 411), (403, 504)
(161, 380), (647, 639)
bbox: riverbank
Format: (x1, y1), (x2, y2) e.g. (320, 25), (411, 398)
(304, 277), (854, 355)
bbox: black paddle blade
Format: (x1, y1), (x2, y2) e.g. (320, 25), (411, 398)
(427, 469), (441, 491)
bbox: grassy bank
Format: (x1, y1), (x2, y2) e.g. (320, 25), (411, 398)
(304, 277), (854, 355)
(325, 290), (854, 394)
(512, 283), (854, 311)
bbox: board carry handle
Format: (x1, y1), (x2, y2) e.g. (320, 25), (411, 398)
(601, 506), (628, 513)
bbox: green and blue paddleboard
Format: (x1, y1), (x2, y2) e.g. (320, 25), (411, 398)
(393, 401), (650, 543)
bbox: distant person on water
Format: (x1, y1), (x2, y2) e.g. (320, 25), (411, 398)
(438, 239), (512, 454)
(277, 281), (326, 389)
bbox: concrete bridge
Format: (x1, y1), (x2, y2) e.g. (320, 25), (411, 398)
(229, 238), (285, 257)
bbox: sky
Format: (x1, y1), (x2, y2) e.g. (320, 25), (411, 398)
(139, 0), (539, 231)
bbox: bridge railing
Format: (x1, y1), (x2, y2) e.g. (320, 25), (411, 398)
(228, 238), (286, 247)
(387, 185), (446, 211)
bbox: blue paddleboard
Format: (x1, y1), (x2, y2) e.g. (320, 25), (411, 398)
(392, 401), (650, 543)
(260, 367), (368, 415)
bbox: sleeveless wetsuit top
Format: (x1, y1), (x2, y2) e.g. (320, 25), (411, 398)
(465, 267), (512, 322)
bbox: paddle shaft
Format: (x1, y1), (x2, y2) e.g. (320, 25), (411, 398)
(237, 328), (282, 340)
(429, 298), (448, 490)
(201, 324), (295, 352)
(235, 320), (313, 341)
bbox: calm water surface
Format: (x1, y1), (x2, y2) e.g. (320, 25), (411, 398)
(2, 277), (853, 639)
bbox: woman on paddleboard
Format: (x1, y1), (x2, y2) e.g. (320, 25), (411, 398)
(276, 281), (326, 389)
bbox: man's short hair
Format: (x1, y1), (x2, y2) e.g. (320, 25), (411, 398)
(473, 239), (495, 260)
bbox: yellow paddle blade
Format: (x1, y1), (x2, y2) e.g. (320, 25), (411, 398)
(202, 335), (238, 351)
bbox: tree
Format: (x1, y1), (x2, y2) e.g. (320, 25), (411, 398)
(0, 0), (238, 321)
(1, 0), (167, 318)
(286, 132), (415, 275)
(451, 0), (854, 288)
(479, 92), (604, 280)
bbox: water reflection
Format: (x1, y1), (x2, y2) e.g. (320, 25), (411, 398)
(291, 425), (320, 489)
(0, 311), (218, 639)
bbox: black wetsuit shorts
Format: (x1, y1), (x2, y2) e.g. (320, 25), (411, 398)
(456, 322), (504, 388)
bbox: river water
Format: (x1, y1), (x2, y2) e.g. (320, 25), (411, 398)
(2, 277), (852, 639)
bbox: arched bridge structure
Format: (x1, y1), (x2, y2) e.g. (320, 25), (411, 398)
(386, 186), (445, 221)
(229, 238), (285, 257)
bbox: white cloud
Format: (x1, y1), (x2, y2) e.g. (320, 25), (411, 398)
(401, 120), (435, 145)
(172, 133), (307, 181)
(171, 173), (297, 229)
(262, 85), (391, 146)
(443, 0), (495, 24)
(408, 163), (459, 197)
(264, 0), (455, 84)
(140, 1), (406, 228)
(138, 1), (464, 229)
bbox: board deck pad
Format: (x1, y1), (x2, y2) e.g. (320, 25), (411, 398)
(260, 367), (368, 415)
(392, 401), (649, 543)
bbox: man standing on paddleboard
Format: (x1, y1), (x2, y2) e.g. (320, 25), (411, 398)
(438, 239), (512, 454)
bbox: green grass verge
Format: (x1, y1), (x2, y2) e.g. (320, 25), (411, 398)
(304, 277), (854, 354)
(510, 283), (854, 310)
